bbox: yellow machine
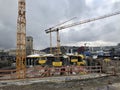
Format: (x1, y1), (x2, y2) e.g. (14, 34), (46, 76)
(52, 61), (62, 67)
(38, 56), (47, 65)
(26, 54), (86, 67)
(52, 56), (64, 67)
(52, 55), (69, 67)
(26, 54), (47, 66)
(68, 55), (86, 66)
(41, 55), (64, 67)
(77, 60), (86, 66)
(69, 55), (78, 63)
(77, 54), (86, 66)
(103, 58), (111, 63)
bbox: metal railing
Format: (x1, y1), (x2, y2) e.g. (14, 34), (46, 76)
(26, 66), (102, 78)
(0, 64), (118, 80)
(0, 69), (16, 80)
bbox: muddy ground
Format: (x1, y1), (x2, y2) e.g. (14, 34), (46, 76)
(0, 75), (120, 90)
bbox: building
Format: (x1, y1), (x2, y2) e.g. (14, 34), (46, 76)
(0, 36), (34, 57)
(26, 36), (33, 55)
(8, 49), (16, 56)
(8, 36), (34, 56)
(40, 46), (81, 54)
(40, 44), (120, 57)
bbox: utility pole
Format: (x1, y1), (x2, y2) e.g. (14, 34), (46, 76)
(16, 0), (26, 79)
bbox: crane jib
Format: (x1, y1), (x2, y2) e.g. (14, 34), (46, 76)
(45, 11), (120, 33)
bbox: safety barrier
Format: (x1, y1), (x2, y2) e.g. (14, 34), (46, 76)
(0, 65), (117, 80)
(0, 69), (16, 80)
(26, 66), (102, 78)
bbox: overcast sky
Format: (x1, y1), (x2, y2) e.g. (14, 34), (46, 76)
(0, 0), (120, 50)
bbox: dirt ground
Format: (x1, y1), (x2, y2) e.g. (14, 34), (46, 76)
(1, 60), (120, 90)
(0, 75), (120, 90)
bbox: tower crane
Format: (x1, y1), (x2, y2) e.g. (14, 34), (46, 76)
(16, 0), (26, 79)
(45, 11), (120, 55)
(46, 17), (77, 54)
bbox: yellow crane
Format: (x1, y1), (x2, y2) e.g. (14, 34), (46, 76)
(16, 0), (26, 79)
(45, 11), (120, 55)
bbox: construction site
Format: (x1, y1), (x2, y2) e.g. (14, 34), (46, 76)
(0, 0), (120, 90)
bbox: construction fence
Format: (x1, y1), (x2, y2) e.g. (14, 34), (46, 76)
(1, 60), (120, 80)
(0, 65), (109, 80)
(26, 66), (102, 78)
(0, 69), (16, 80)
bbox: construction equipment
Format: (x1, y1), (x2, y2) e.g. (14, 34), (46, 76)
(67, 55), (86, 66)
(26, 54), (47, 66)
(45, 11), (120, 55)
(45, 17), (77, 54)
(16, 0), (26, 79)
(26, 54), (68, 67)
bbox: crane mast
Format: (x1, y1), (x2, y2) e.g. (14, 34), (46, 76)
(46, 17), (77, 54)
(16, 0), (26, 79)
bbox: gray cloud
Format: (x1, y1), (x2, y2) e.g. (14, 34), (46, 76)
(0, 0), (120, 49)
(0, 0), (17, 49)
